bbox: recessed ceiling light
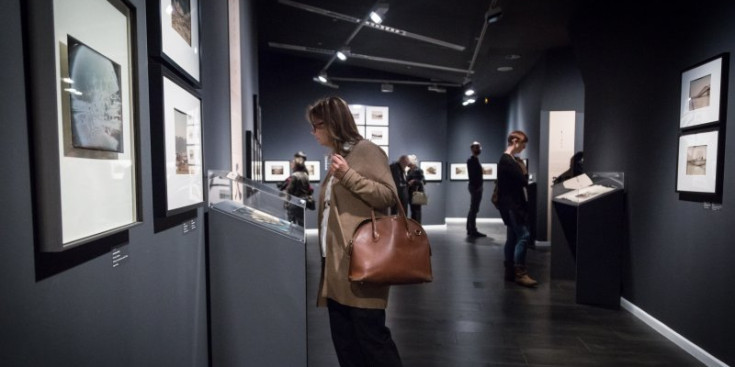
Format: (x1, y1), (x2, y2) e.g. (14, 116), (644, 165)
(497, 66), (514, 72)
(505, 54), (521, 60)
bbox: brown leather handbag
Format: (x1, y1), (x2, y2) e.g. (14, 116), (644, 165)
(348, 199), (433, 285)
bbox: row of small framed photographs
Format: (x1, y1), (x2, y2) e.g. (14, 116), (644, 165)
(349, 105), (389, 126)
(676, 53), (728, 195)
(262, 160), (508, 183)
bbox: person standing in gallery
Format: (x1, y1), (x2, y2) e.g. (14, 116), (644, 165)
(466, 141), (486, 237)
(307, 96), (403, 367)
(497, 130), (538, 287)
(389, 155), (410, 214)
(406, 154), (425, 223)
(279, 151), (312, 227)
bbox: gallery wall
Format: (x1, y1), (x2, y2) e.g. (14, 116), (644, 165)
(570, 1), (735, 364)
(0, 1), (256, 366)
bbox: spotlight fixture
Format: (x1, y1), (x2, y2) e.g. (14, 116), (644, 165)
(486, 5), (503, 24)
(317, 71), (328, 83)
(380, 83), (394, 93)
(369, 1), (389, 24)
(464, 83), (475, 96)
(336, 47), (350, 61)
(462, 95), (477, 106)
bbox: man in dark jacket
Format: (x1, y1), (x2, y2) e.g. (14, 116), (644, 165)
(467, 141), (486, 237)
(389, 155), (410, 214)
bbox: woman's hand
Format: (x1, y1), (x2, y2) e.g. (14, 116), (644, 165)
(330, 154), (350, 179)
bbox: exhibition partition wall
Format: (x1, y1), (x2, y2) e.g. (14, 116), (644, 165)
(0, 0), (256, 366)
(570, 1), (735, 365)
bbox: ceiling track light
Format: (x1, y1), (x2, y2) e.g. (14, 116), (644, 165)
(486, 0), (503, 24)
(317, 71), (328, 83)
(464, 83), (475, 96)
(336, 47), (350, 61)
(369, 1), (389, 24)
(462, 95), (477, 106)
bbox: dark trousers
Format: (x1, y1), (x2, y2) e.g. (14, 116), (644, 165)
(466, 185), (483, 233)
(409, 204), (422, 223)
(327, 299), (403, 367)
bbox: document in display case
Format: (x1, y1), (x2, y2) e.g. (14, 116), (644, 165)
(551, 172), (625, 309)
(207, 170), (307, 367)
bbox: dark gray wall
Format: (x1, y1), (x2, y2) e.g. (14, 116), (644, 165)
(570, 1), (734, 364)
(259, 52), (449, 227)
(0, 0), (253, 366)
(507, 47), (585, 240)
(444, 96), (509, 219)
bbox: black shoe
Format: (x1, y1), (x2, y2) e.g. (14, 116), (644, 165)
(468, 231), (487, 238)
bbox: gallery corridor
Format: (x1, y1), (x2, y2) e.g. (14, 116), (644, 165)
(305, 223), (703, 367)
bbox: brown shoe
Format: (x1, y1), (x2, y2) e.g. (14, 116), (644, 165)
(514, 265), (538, 287)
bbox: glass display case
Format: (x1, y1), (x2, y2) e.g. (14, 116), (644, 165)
(207, 170), (305, 242)
(553, 172), (624, 205)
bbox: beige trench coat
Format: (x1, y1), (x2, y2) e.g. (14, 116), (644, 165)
(316, 139), (397, 309)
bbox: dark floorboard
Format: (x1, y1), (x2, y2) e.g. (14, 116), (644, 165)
(306, 223), (703, 367)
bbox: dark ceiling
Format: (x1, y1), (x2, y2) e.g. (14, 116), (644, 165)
(256, 0), (576, 98)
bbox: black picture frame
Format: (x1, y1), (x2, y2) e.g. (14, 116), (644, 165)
(149, 63), (205, 230)
(675, 127), (725, 198)
(147, 0), (202, 87)
(679, 53), (729, 130)
(23, 0), (142, 252)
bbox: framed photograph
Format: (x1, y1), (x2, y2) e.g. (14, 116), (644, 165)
(148, 0), (201, 85)
(357, 125), (366, 139)
(25, 0), (140, 252)
(676, 129), (722, 194)
(680, 54), (728, 129)
(265, 161), (290, 182)
(482, 163), (498, 180)
(349, 104), (365, 125)
(450, 163), (469, 180)
(365, 126), (389, 145)
(366, 106), (389, 125)
(150, 65), (204, 217)
(305, 160), (321, 182)
(420, 161), (443, 182)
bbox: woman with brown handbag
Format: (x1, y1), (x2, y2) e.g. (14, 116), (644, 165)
(307, 96), (403, 367)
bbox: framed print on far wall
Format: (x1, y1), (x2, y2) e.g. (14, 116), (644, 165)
(680, 53), (728, 129)
(25, 0), (141, 252)
(676, 129), (722, 194)
(482, 163), (498, 180)
(420, 161), (443, 182)
(305, 161), (321, 182)
(150, 64), (204, 219)
(365, 126), (389, 145)
(450, 163), (469, 180)
(349, 104), (365, 125)
(265, 161), (290, 182)
(148, 0), (201, 85)
(366, 106), (389, 125)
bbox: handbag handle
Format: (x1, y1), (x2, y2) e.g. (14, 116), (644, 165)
(367, 190), (412, 241)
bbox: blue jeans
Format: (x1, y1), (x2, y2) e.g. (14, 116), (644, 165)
(504, 209), (530, 265)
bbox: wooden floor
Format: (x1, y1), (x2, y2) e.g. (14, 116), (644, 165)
(305, 222), (703, 367)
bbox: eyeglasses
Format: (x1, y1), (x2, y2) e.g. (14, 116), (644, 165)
(311, 121), (325, 132)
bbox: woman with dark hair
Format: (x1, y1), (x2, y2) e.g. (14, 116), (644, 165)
(497, 130), (538, 287)
(307, 96), (403, 367)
